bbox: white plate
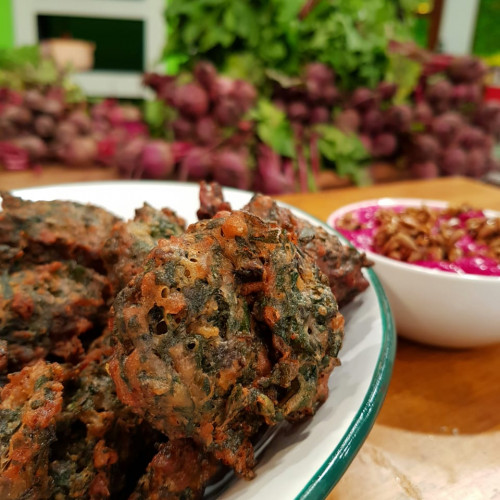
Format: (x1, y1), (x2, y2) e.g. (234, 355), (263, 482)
(11, 181), (396, 500)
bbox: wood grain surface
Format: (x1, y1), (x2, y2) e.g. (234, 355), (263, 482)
(2, 168), (500, 499)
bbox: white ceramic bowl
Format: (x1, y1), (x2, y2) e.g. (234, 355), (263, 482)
(328, 198), (500, 348)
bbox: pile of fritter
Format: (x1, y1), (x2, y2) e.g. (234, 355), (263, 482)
(0, 184), (370, 499)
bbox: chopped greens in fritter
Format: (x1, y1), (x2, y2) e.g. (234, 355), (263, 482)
(0, 261), (111, 371)
(0, 191), (119, 271)
(102, 203), (185, 293)
(0, 360), (64, 499)
(110, 211), (344, 477)
(0, 184), (370, 498)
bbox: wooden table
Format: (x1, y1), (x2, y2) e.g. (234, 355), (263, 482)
(2, 168), (500, 499)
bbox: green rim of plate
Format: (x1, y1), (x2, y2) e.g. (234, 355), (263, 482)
(280, 207), (396, 500)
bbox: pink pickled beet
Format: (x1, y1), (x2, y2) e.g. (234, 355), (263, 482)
(213, 149), (251, 190)
(179, 147), (214, 181)
(439, 147), (467, 176)
(410, 161), (439, 179)
(140, 140), (174, 179)
(174, 83), (209, 118)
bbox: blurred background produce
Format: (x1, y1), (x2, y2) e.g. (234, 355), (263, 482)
(0, 0), (499, 193)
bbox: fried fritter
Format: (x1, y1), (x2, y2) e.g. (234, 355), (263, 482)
(197, 182), (371, 307)
(129, 439), (219, 500)
(101, 203), (185, 293)
(0, 261), (110, 370)
(110, 211), (343, 478)
(49, 332), (163, 499)
(0, 192), (119, 271)
(0, 360), (64, 499)
(197, 181), (232, 220)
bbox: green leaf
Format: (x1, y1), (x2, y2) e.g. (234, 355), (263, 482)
(316, 125), (370, 185)
(253, 99), (295, 158)
(386, 52), (422, 104)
